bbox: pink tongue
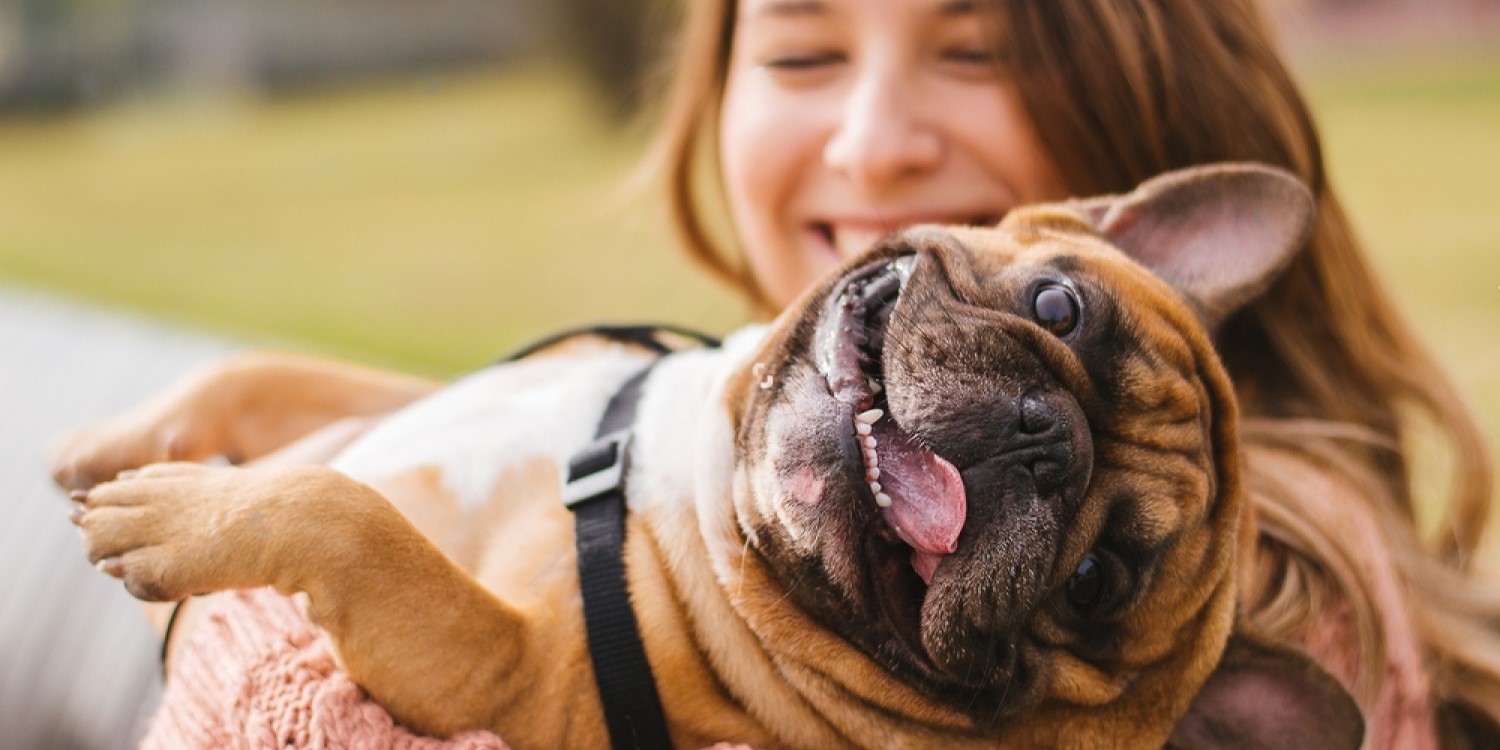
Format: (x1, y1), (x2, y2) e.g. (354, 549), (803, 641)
(871, 420), (967, 583)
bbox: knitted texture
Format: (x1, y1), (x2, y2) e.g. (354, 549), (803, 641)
(142, 588), (509, 750)
(143, 588), (759, 750)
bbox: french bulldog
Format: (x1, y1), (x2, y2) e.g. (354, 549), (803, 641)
(54, 163), (1363, 749)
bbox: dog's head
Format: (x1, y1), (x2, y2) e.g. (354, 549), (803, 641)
(725, 164), (1363, 747)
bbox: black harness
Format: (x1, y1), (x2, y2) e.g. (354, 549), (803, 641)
(512, 325), (719, 750)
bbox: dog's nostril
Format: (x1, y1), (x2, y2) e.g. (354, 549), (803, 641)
(1019, 396), (1057, 435)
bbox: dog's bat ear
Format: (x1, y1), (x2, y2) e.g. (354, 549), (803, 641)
(1166, 628), (1364, 750)
(1074, 162), (1317, 329)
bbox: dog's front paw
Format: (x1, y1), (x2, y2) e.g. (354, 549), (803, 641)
(68, 463), (323, 601)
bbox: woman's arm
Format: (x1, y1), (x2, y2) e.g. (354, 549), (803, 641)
(51, 351), (440, 490)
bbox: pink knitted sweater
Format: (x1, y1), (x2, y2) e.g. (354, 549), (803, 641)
(144, 588), (752, 750)
(144, 588), (510, 749)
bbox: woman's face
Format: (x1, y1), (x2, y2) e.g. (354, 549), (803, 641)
(720, 0), (1067, 309)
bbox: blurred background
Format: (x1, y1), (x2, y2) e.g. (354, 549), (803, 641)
(0, 0), (745, 373)
(0, 0), (1497, 746)
(0, 0), (1495, 373)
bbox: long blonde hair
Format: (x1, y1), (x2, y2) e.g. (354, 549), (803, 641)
(646, 0), (1500, 744)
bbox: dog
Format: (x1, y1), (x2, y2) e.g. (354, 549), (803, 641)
(53, 163), (1364, 749)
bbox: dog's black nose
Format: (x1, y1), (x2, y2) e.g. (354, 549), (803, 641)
(1008, 393), (1086, 497)
(1019, 394), (1058, 435)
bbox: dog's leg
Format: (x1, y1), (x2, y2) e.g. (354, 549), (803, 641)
(71, 461), (529, 737)
(51, 352), (439, 490)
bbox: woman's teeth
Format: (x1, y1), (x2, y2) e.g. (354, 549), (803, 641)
(832, 227), (891, 259)
(822, 218), (998, 259)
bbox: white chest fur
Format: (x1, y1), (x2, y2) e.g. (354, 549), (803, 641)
(330, 345), (656, 509)
(327, 328), (766, 513)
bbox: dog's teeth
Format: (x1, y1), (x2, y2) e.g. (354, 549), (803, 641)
(869, 481), (882, 494)
(875, 492), (893, 508)
(863, 435), (877, 449)
(868, 379), (882, 394)
(866, 467), (880, 482)
(857, 409), (883, 424)
(855, 422), (872, 436)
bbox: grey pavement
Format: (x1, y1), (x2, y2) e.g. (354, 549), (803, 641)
(0, 283), (237, 749)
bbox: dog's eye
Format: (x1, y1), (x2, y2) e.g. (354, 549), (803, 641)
(1066, 553), (1105, 614)
(1033, 284), (1080, 337)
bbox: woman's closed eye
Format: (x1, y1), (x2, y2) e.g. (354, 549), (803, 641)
(761, 51), (846, 72)
(941, 47), (994, 64)
(936, 45), (1002, 79)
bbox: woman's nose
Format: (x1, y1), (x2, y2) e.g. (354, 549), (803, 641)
(823, 68), (942, 195)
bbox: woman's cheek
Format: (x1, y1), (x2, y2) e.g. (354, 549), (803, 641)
(721, 73), (802, 216)
(720, 72), (825, 305)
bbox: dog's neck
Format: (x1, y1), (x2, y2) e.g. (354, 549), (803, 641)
(628, 325), (763, 543)
(624, 327), (842, 743)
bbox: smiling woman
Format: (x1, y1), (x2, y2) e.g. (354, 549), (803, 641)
(717, 0), (1065, 308)
(647, 0), (1500, 747)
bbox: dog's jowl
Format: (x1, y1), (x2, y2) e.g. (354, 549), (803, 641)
(57, 164), (1365, 749)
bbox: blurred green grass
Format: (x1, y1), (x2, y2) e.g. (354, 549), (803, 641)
(0, 54), (1496, 444)
(0, 64), (746, 375)
(1301, 53), (1500, 538)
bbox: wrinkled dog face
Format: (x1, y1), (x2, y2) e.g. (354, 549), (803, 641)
(732, 217), (1234, 722)
(727, 165), (1330, 736)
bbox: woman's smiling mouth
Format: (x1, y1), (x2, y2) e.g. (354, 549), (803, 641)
(809, 214), (1004, 260)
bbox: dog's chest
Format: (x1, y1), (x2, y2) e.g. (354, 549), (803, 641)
(334, 349), (655, 497)
(326, 346), (658, 569)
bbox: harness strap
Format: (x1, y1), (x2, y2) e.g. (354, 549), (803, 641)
(565, 366), (670, 750)
(500, 324), (719, 363)
(552, 324), (717, 750)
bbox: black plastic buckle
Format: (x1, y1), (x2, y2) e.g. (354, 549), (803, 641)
(563, 429), (633, 510)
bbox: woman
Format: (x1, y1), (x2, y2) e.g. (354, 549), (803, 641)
(648, 2), (1500, 747)
(101, 0), (1500, 747)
